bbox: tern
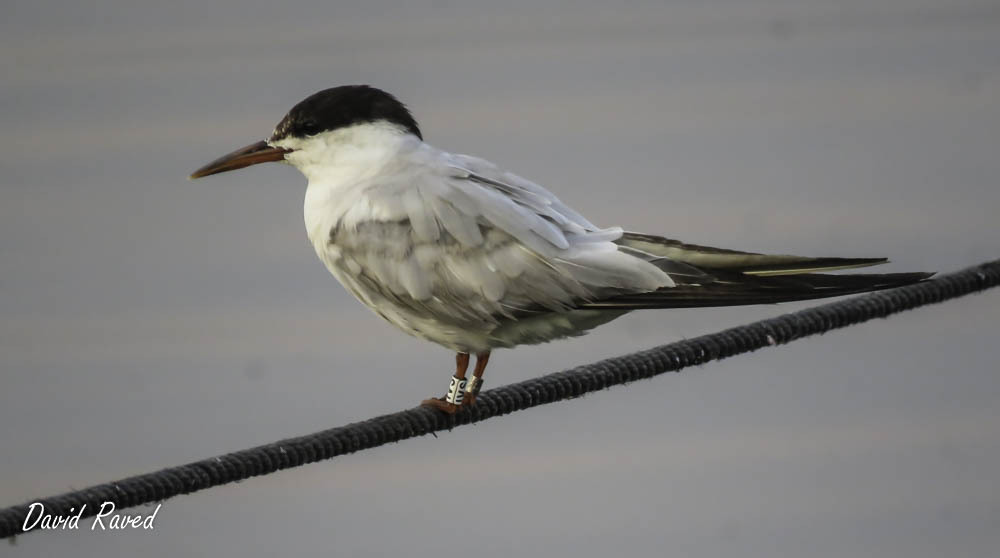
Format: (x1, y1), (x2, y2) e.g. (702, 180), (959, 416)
(191, 85), (930, 414)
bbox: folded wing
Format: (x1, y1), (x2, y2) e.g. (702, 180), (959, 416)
(579, 232), (933, 309)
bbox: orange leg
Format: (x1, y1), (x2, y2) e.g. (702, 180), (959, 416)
(462, 352), (491, 407)
(421, 353), (470, 414)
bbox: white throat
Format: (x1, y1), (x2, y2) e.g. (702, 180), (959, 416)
(271, 121), (419, 186)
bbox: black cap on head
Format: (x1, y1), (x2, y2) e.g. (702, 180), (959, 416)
(270, 85), (421, 142)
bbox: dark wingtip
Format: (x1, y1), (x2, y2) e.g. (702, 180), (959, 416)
(828, 256), (889, 266)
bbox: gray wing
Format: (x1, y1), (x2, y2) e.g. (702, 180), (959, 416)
(326, 149), (681, 332)
(577, 232), (932, 309)
(617, 232), (890, 276)
(325, 146), (930, 346)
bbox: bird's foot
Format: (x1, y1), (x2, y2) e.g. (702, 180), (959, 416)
(420, 397), (460, 414)
(421, 375), (467, 414)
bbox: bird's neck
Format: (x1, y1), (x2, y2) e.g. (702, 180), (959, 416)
(293, 122), (423, 251)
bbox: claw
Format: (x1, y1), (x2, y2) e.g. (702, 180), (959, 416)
(421, 397), (460, 414)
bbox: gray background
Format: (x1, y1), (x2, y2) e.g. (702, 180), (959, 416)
(2, 0), (998, 556)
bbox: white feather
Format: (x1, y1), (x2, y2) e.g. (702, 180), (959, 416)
(278, 121), (674, 353)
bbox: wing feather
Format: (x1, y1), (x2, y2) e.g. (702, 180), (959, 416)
(326, 145), (676, 338)
(310, 140), (930, 352)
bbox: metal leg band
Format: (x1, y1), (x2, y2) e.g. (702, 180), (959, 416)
(445, 375), (467, 405)
(465, 376), (483, 397)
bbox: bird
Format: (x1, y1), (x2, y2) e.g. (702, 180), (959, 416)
(190, 85), (931, 414)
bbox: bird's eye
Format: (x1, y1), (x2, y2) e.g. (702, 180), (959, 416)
(299, 120), (320, 136)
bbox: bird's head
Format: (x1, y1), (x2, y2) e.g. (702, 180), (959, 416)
(189, 85), (421, 179)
